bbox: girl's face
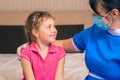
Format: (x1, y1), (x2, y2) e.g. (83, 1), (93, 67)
(33, 18), (57, 44)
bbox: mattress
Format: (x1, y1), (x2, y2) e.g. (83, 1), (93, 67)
(0, 53), (88, 80)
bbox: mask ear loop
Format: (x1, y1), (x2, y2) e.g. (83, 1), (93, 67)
(109, 10), (120, 30)
(103, 11), (113, 28)
(104, 11), (112, 18)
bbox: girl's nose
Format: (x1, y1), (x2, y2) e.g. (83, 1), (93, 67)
(52, 26), (57, 33)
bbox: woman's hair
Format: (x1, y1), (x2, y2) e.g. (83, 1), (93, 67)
(24, 11), (54, 43)
(89, 0), (120, 15)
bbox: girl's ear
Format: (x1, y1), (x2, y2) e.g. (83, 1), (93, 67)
(111, 9), (119, 19)
(32, 28), (38, 37)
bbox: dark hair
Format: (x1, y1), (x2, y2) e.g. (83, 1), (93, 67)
(89, 0), (120, 15)
(24, 11), (54, 44)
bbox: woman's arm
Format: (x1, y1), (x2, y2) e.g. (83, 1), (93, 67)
(55, 57), (65, 80)
(53, 38), (77, 52)
(20, 58), (35, 80)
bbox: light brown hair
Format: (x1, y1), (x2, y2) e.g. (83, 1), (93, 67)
(24, 11), (54, 44)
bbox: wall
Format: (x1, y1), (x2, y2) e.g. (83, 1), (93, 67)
(0, 11), (93, 28)
(0, 0), (93, 28)
(0, 0), (90, 11)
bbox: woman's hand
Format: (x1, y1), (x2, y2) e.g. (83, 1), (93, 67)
(17, 43), (29, 60)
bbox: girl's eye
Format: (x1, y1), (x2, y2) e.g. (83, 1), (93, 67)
(47, 25), (56, 29)
(48, 26), (51, 29)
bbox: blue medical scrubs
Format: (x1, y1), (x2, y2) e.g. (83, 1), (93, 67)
(73, 24), (120, 80)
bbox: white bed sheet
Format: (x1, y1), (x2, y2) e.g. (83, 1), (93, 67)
(0, 53), (88, 80)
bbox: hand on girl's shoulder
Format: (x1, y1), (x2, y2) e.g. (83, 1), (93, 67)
(17, 43), (29, 60)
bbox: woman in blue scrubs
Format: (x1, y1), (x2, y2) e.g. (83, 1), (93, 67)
(18, 0), (120, 80)
(54, 0), (120, 80)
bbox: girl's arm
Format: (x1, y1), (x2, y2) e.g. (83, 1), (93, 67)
(20, 58), (35, 80)
(55, 57), (65, 80)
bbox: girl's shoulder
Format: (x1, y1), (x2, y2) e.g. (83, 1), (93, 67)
(21, 42), (37, 53)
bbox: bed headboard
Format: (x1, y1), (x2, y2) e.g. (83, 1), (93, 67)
(56, 24), (84, 40)
(0, 24), (84, 53)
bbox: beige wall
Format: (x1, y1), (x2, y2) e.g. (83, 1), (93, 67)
(0, 11), (93, 28)
(0, 0), (93, 28)
(0, 0), (90, 11)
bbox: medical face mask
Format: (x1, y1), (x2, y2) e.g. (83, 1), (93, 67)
(92, 11), (112, 30)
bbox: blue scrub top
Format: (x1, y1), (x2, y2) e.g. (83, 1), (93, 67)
(73, 24), (120, 80)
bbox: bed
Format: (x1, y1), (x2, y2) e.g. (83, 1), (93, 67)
(0, 24), (88, 80)
(0, 53), (88, 80)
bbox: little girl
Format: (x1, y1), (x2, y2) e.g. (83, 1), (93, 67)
(19, 11), (66, 80)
